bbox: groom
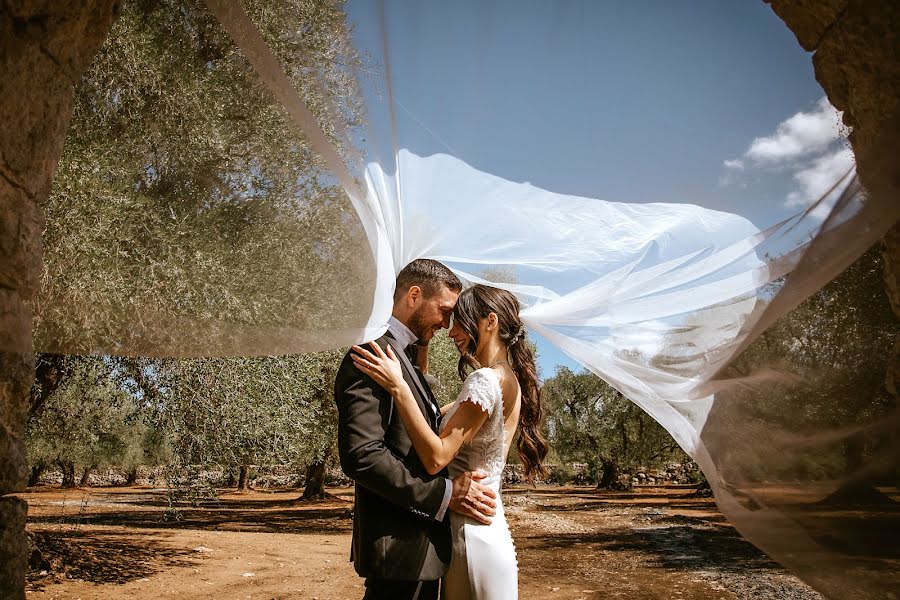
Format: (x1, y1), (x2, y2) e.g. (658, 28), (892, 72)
(334, 259), (498, 600)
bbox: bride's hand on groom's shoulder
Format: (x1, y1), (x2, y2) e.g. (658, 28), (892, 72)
(449, 470), (497, 525)
(351, 342), (406, 396)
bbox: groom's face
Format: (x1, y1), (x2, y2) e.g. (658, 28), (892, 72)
(408, 284), (459, 344)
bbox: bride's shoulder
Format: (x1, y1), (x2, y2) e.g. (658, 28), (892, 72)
(460, 368), (503, 410)
(463, 367), (502, 387)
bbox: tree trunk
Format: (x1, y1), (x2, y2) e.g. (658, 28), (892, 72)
(597, 457), (620, 490)
(1, 2), (119, 595)
(301, 459), (328, 500)
(79, 465), (95, 487)
(29, 354), (68, 419)
(691, 479), (713, 497)
(27, 463), (46, 487)
(126, 468), (138, 486)
(59, 462), (76, 488)
(843, 434), (866, 474)
(237, 464), (250, 491)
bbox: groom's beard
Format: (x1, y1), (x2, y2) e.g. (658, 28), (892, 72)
(407, 306), (433, 344)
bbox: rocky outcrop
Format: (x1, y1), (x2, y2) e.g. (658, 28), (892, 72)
(766, 0), (900, 209)
(765, 0), (849, 51)
(884, 224), (900, 396)
(0, 2), (118, 598)
(765, 0), (900, 407)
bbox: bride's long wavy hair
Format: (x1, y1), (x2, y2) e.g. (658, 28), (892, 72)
(452, 284), (548, 481)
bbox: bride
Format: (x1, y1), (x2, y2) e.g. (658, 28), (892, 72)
(352, 284), (548, 600)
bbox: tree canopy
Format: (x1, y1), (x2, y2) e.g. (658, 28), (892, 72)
(35, 0), (370, 356)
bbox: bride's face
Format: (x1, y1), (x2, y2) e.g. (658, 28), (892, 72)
(448, 319), (470, 355)
(449, 315), (494, 358)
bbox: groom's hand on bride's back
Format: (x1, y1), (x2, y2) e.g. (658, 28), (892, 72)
(449, 470), (497, 524)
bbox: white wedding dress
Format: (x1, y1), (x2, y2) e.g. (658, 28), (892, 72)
(440, 367), (518, 600)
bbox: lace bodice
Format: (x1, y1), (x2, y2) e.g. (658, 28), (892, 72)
(440, 368), (507, 485)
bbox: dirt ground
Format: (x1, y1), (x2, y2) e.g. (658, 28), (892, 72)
(19, 485), (825, 600)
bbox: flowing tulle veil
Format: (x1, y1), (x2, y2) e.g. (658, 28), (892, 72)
(32, 1), (899, 598)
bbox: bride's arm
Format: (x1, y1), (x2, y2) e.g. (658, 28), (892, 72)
(352, 342), (488, 476)
(440, 403), (454, 416)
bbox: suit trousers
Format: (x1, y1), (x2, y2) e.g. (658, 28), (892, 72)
(363, 577), (439, 600)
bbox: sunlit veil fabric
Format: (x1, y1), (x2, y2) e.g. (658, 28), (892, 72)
(366, 148), (770, 463)
(200, 1), (900, 596)
(33, 0), (899, 597)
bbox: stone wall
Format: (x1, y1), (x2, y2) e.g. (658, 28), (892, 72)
(0, 2), (118, 598)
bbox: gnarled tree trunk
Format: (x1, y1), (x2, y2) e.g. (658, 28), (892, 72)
(766, 0), (900, 497)
(27, 462), (46, 487)
(597, 456), (620, 490)
(126, 467), (139, 486)
(58, 461), (76, 488)
(237, 464), (250, 491)
(301, 455), (329, 501)
(79, 464), (95, 487)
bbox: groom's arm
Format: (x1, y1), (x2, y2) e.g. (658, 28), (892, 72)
(335, 355), (449, 519)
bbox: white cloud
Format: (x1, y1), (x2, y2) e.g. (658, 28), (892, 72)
(719, 97), (855, 208)
(744, 97), (844, 163)
(784, 145), (855, 207)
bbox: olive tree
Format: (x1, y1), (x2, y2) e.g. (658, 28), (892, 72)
(543, 366), (691, 488)
(35, 0), (370, 355)
(26, 356), (168, 487)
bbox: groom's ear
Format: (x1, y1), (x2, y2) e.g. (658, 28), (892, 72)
(406, 285), (422, 307)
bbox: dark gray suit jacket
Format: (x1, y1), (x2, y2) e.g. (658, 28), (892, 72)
(334, 332), (452, 581)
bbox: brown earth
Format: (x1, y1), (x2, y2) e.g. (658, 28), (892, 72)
(17, 485), (823, 600)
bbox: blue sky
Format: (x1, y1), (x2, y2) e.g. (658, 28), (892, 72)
(343, 1), (848, 378)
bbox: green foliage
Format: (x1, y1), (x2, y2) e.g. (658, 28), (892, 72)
(426, 332), (466, 407)
(159, 351), (343, 469)
(35, 0), (371, 355)
(26, 356), (170, 477)
(709, 244), (898, 483)
(25, 0), (381, 488)
(546, 463), (574, 486)
(27, 350), (345, 485)
(542, 366), (689, 485)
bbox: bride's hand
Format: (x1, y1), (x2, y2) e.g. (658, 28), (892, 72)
(351, 342), (407, 396)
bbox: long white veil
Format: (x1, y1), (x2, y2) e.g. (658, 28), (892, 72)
(31, 1), (899, 597)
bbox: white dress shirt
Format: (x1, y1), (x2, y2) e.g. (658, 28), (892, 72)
(386, 316), (453, 521)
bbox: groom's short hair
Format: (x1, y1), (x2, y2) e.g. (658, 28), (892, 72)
(394, 259), (462, 303)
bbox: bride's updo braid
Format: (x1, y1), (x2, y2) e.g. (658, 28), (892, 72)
(452, 284), (549, 481)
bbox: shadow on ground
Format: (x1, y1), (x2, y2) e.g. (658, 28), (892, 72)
(522, 522), (776, 574)
(28, 529), (196, 589)
(28, 500), (354, 535)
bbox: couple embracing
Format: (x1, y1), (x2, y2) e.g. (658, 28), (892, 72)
(334, 259), (548, 600)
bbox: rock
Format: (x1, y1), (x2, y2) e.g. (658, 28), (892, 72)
(0, 496), (27, 599)
(0, 2), (119, 597)
(25, 531), (48, 573)
(764, 0), (848, 51)
(0, 354), (31, 493)
(884, 224), (900, 397)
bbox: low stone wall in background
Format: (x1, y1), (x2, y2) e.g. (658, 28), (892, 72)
(502, 461), (701, 487)
(30, 462), (700, 490)
(30, 465), (352, 489)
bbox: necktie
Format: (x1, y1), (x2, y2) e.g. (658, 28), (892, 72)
(404, 343), (419, 366)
